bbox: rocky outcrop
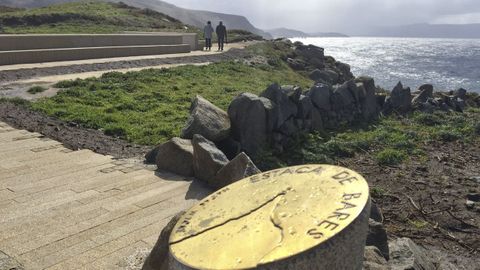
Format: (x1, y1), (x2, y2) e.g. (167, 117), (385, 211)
(228, 93), (274, 156)
(181, 95), (230, 142)
(260, 83), (300, 129)
(383, 82), (412, 114)
(154, 138), (194, 177)
(356, 76), (379, 121)
(213, 152), (261, 189)
(192, 134), (229, 185)
(309, 69), (339, 85)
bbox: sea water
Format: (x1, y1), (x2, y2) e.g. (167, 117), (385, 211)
(291, 37), (480, 92)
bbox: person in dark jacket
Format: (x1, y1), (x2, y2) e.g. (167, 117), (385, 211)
(215, 21), (227, 51)
(203, 21), (214, 51)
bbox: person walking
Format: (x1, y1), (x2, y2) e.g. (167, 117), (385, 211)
(216, 21), (227, 51)
(204, 21), (214, 51)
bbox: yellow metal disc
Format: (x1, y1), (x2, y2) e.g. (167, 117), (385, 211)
(169, 165), (370, 269)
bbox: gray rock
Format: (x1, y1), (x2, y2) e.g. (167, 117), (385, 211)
(295, 44), (325, 68)
(192, 135), (229, 185)
(383, 82), (412, 114)
(228, 93), (274, 156)
(412, 85), (434, 105)
(142, 211), (185, 270)
(279, 118), (298, 136)
(286, 57), (307, 70)
(181, 95), (231, 142)
(311, 108), (324, 131)
(145, 146), (160, 164)
(453, 88), (467, 100)
(335, 61), (355, 82)
(155, 138), (194, 177)
(453, 97), (466, 112)
(213, 152), (261, 189)
(260, 83), (299, 129)
(388, 238), (436, 270)
(367, 219), (390, 260)
(297, 95), (314, 120)
(215, 137), (242, 160)
(308, 83), (333, 111)
(370, 203), (384, 223)
(363, 246), (389, 270)
(356, 76), (379, 121)
(309, 69), (339, 85)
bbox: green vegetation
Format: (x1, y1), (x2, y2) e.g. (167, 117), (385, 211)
(0, 1), (190, 34)
(27, 86), (48, 94)
(33, 60), (311, 144)
(256, 109), (480, 170)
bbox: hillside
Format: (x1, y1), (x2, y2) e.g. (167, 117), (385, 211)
(267, 27), (349, 39)
(0, 0), (272, 38)
(0, 1), (190, 33)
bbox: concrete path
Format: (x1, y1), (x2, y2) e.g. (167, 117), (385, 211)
(0, 121), (211, 270)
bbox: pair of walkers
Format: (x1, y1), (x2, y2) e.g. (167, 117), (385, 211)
(204, 21), (227, 51)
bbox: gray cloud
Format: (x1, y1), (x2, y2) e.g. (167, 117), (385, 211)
(163, 0), (480, 34)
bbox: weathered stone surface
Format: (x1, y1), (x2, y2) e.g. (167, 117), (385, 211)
(215, 137), (242, 160)
(309, 69), (339, 85)
(155, 137), (194, 177)
(181, 95), (231, 142)
(192, 134), (229, 185)
(228, 93), (274, 156)
(213, 152), (261, 189)
(367, 219), (390, 260)
(388, 238), (436, 270)
(145, 146), (160, 164)
(260, 84), (299, 129)
(142, 212), (184, 270)
(295, 44), (325, 68)
(363, 246), (389, 270)
(370, 203), (384, 223)
(453, 88), (467, 100)
(356, 76), (379, 121)
(412, 84), (434, 105)
(297, 95), (314, 120)
(308, 83), (333, 111)
(383, 82), (412, 114)
(335, 61), (355, 82)
(286, 57), (307, 70)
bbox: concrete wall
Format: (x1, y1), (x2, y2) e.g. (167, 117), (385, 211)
(0, 34), (190, 51)
(0, 44), (191, 66)
(0, 33), (199, 65)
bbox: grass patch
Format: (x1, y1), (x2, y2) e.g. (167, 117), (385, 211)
(256, 109), (480, 170)
(27, 86), (48, 95)
(0, 97), (31, 107)
(375, 148), (408, 166)
(32, 60), (311, 145)
(0, 1), (191, 34)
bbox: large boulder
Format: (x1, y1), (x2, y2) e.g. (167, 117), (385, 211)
(181, 95), (231, 142)
(412, 84), (434, 105)
(213, 152), (261, 189)
(286, 57), (307, 70)
(388, 238), (436, 270)
(363, 246), (389, 270)
(453, 88), (467, 100)
(308, 83), (333, 111)
(335, 61), (355, 82)
(192, 134), (229, 185)
(155, 138), (194, 177)
(356, 76), (379, 121)
(309, 69), (339, 85)
(228, 93), (274, 156)
(295, 44), (325, 68)
(260, 84), (300, 129)
(142, 211), (184, 270)
(383, 82), (412, 114)
(366, 219), (390, 260)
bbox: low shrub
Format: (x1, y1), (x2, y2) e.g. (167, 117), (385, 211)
(375, 148), (407, 166)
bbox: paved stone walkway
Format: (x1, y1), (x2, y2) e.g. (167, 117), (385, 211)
(0, 121), (211, 269)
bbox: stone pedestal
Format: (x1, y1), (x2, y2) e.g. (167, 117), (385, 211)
(162, 165), (370, 270)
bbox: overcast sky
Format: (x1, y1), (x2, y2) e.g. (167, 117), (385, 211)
(162, 0), (480, 34)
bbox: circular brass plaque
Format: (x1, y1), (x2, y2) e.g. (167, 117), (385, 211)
(169, 165), (370, 269)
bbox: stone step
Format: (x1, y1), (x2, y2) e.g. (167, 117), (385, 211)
(0, 44), (191, 65)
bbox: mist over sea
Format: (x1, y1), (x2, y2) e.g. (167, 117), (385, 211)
(291, 37), (480, 93)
